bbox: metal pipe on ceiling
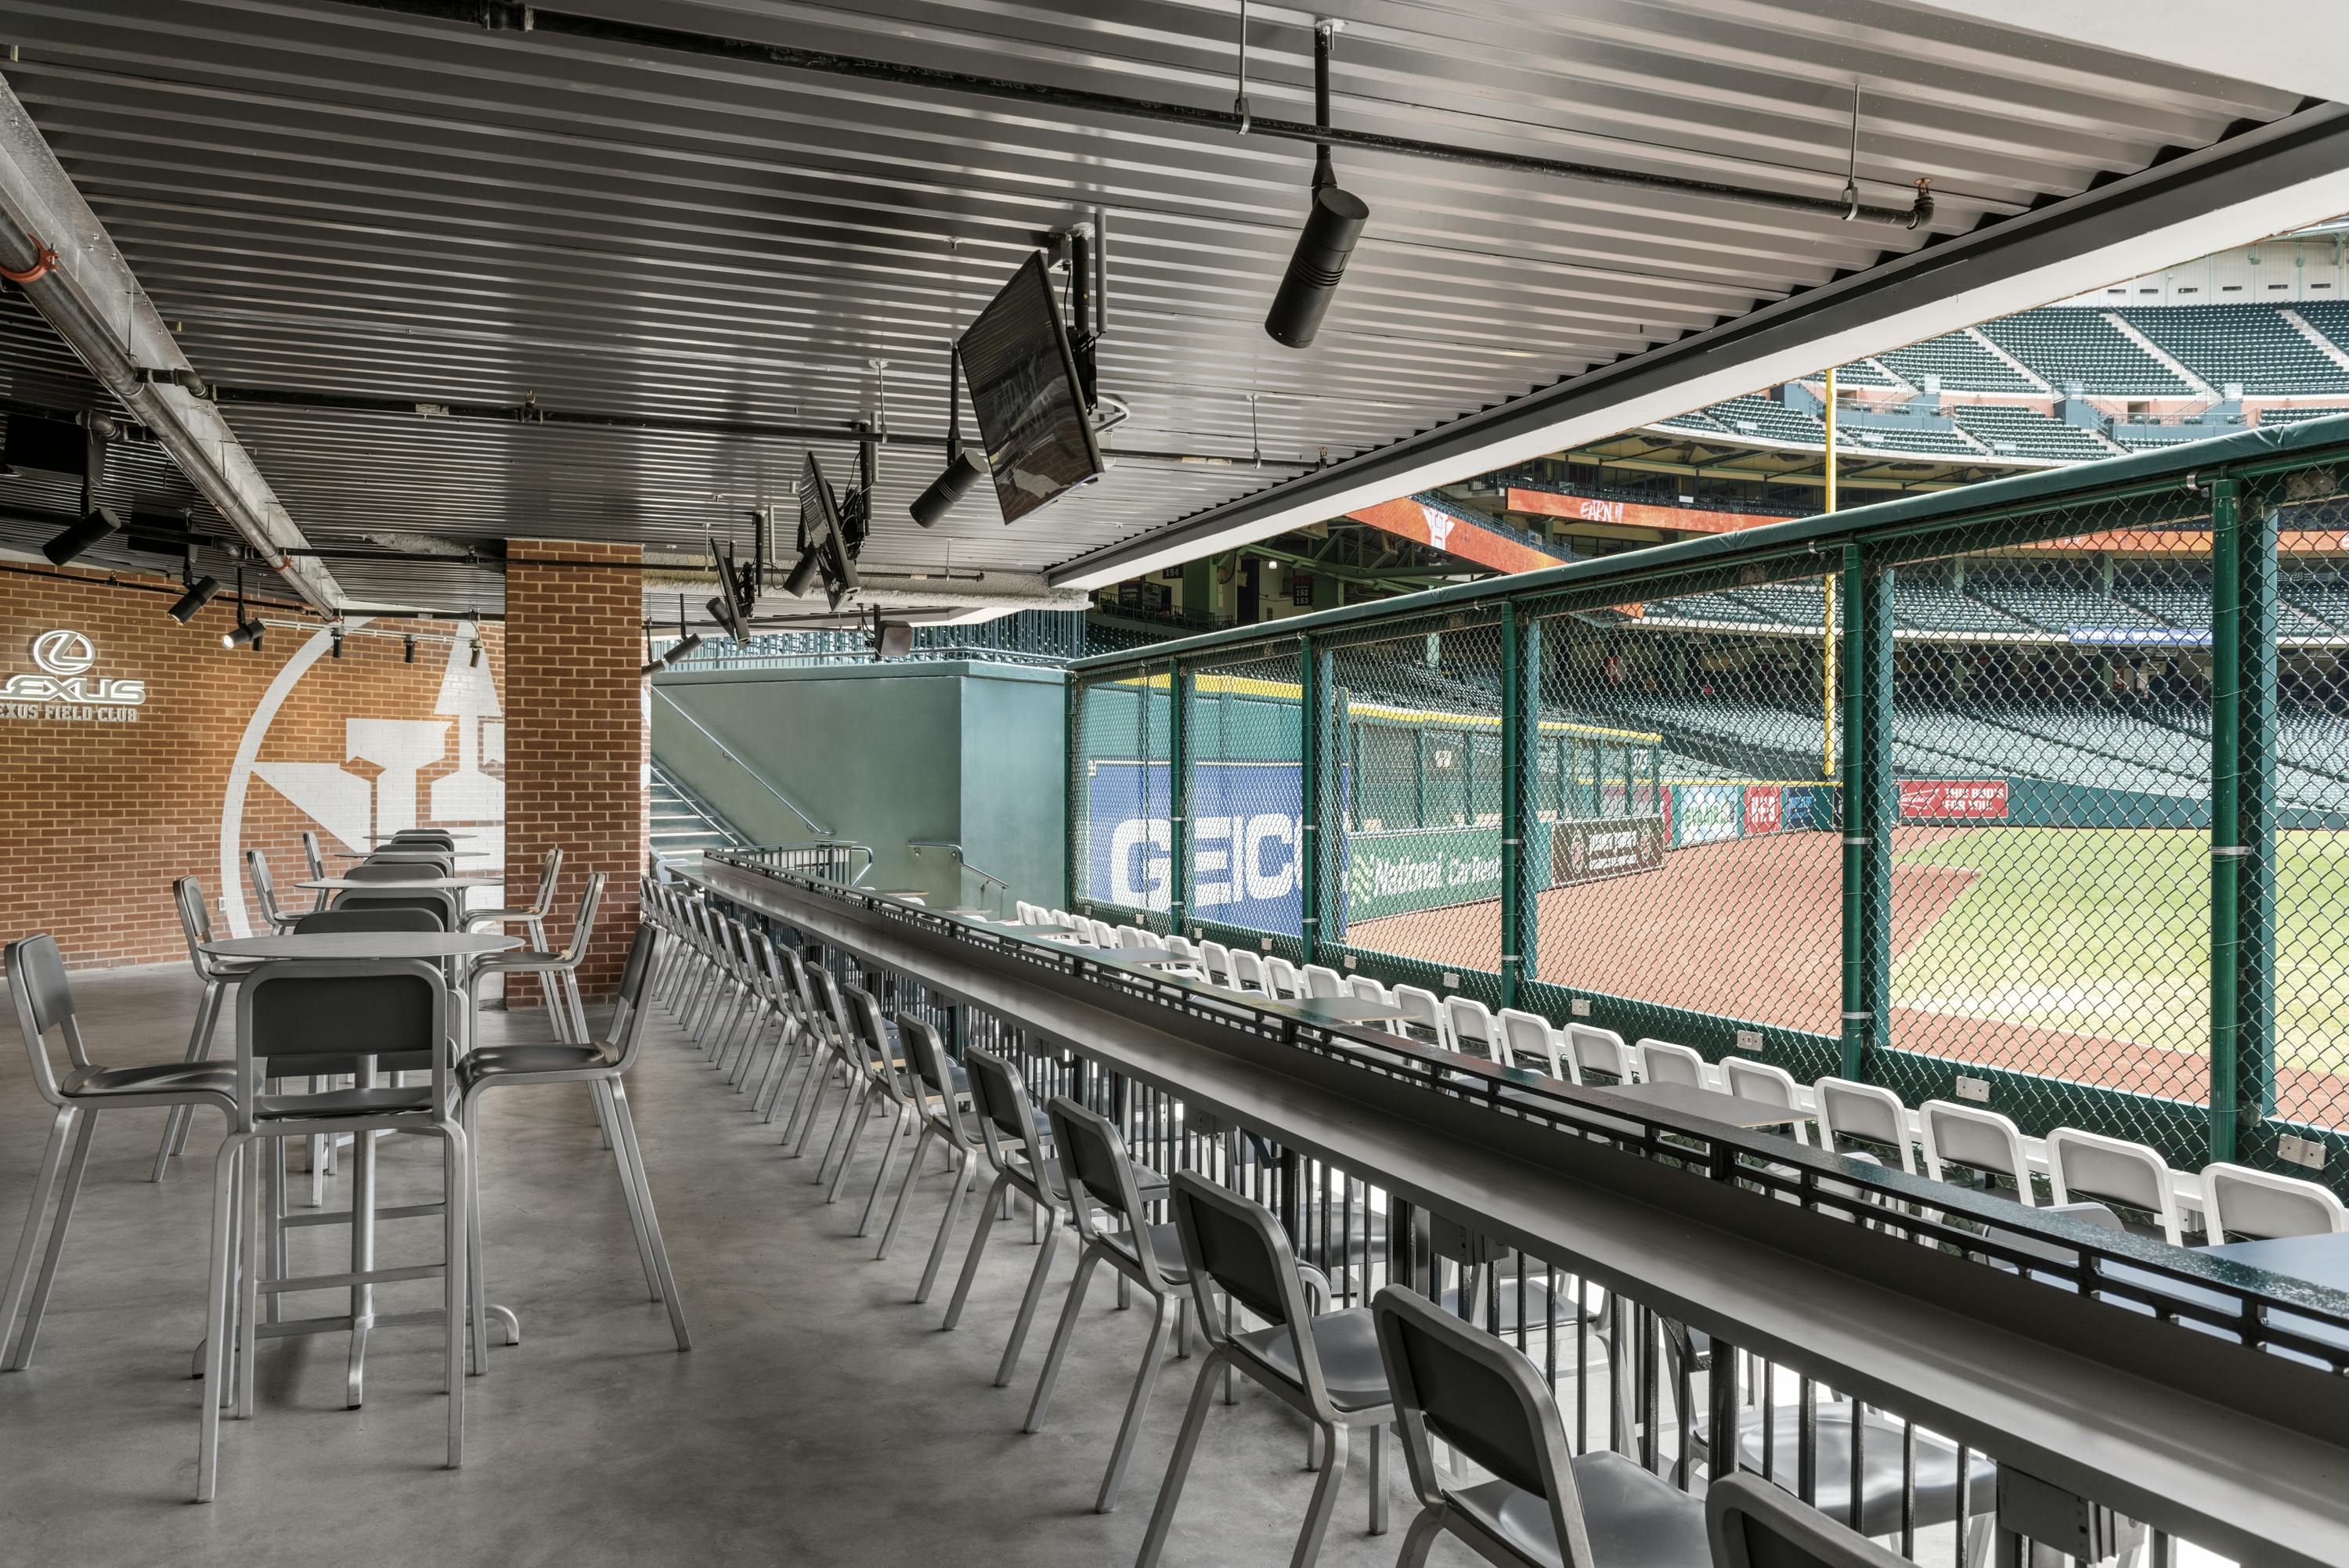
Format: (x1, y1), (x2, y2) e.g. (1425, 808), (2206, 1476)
(204, 384), (1317, 471)
(321, 0), (1932, 226)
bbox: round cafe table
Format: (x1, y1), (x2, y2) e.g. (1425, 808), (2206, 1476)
(203, 932), (518, 961)
(298, 876), (504, 893)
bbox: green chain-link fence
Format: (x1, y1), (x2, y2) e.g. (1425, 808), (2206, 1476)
(1066, 416), (2349, 1191)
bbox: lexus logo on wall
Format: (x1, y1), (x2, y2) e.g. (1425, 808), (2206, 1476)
(1, 629), (147, 720)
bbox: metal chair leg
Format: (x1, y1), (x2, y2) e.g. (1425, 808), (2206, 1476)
(1023, 1247), (1099, 1429)
(856, 1106), (916, 1238)
(1095, 1291), (1175, 1512)
(914, 1149), (978, 1303)
(195, 1134), (243, 1502)
(442, 1120), (469, 1469)
(593, 1080), (664, 1299)
(942, 1170), (1011, 1330)
(875, 1121), (936, 1260)
(996, 1206), (1063, 1386)
(0, 1105), (78, 1363)
(153, 980), (227, 1179)
(464, 1094), (492, 1375)
(5, 1106), (97, 1369)
(1290, 1424), (1352, 1568)
(607, 1080), (691, 1350)
(1135, 1349), (1229, 1567)
(1368, 1418), (1389, 1534)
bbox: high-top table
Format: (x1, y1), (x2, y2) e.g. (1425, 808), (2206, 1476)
(298, 877), (503, 893)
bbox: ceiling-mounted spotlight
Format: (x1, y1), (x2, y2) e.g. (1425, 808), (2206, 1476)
(1264, 20), (1368, 351)
(402, 634), (416, 664)
(705, 595), (746, 643)
(469, 639), (482, 668)
(911, 340), (987, 528)
(662, 632), (704, 666)
(167, 574), (222, 624)
(331, 625), (345, 659)
(41, 504), (125, 566)
(221, 616), (264, 649)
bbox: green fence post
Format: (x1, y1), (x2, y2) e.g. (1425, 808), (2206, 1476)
(1064, 670), (1079, 908)
(1168, 659), (1189, 934)
(1840, 546), (1892, 1080)
(1498, 604), (1525, 1008)
(1298, 634), (1322, 966)
(2210, 477), (2277, 1163)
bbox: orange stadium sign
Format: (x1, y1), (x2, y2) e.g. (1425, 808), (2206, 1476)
(1346, 497), (1568, 574)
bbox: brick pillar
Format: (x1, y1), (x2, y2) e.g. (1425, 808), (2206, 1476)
(503, 541), (647, 997)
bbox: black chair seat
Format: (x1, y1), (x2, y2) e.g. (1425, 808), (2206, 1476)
(1102, 1221), (1191, 1285)
(485, 950), (565, 968)
(254, 1084), (437, 1119)
(462, 1042), (617, 1081)
(1037, 1155), (1169, 1204)
(1693, 1404), (1998, 1536)
(62, 1062), (237, 1098)
(1450, 1451), (1709, 1568)
(1232, 1306), (1391, 1411)
(265, 1050), (435, 1080)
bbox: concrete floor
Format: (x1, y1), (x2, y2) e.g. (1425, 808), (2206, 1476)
(0, 959), (1433, 1567)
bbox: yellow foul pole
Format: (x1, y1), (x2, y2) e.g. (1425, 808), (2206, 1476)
(1822, 366), (1838, 779)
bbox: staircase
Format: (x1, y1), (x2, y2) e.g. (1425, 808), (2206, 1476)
(650, 762), (749, 864)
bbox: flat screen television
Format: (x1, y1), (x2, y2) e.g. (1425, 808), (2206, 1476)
(796, 450), (859, 610)
(957, 251), (1104, 526)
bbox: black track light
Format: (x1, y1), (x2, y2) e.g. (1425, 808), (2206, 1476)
(221, 616), (265, 649)
(469, 639), (482, 668)
(167, 575), (222, 624)
(331, 627), (345, 659)
(706, 594), (747, 643)
(663, 633), (704, 666)
(911, 343), (988, 527)
(42, 504), (124, 566)
(402, 634), (416, 664)
(1263, 22), (1367, 351)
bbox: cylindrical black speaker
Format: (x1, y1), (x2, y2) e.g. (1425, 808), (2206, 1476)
(782, 544), (822, 597)
(910, 449), (988, 528)
(1263, 186), (1369, 350)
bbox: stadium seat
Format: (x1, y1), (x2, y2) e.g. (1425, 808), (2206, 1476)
(1443, 996), (1500, 1063)
(2201, 1162), (2349, 1241)
(1199, 940), (1234, 988)
(1346, 975), (1399, 1032)
(2045, 1127), (2188, 1245)
(1920, 1101), (2037, 1204)
(1228, 948), (1269, 994)
(1261, 955), (1303, 1000)
(1565, 1023), (1632, 1084)
(1720, 1058), (1810, 1144)
(1635, 1038), (1712, 1090)
(1814, 1079), (1920, 1174)
(1498, 1008), (1569, 1081)
(1391, 986), (1449, 1050)
(1301, 964), (1346, 1000)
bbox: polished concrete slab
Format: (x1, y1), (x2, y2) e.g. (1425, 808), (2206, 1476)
(0, 960), (1423, 1566)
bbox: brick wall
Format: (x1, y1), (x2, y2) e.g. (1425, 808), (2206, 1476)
(503, 541), (647, 999)
(0, 562), (504, 968)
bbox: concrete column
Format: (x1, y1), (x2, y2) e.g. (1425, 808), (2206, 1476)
(503, 540), (648, 997)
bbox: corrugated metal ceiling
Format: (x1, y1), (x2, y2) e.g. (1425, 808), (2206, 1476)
(0, 0), (2308, 618)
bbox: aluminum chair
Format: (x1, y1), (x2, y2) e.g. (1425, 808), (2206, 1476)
(780, 967), (863, 1158)
(2047, 1126), (2186, 1245)
(330, 887), (458, 929)
(151, 877), (258, 1181)
(1373, 1284), (1709, 1568)
(839, 983), (944, 1238)
(1636, 1038), (1712, 1090)
(808, 972), (900, 1198)
(2202, 1160), (2349, 1239)
(1814, 1078), (1918, 1173)
(300, 830), (330, 911)
(874, 1011), (987, 1298)
(1706, 1472), (1914, 1568)
(1920, 1100), (2036, 1203)
(457, 923), (688, 1369)
(726, 931), (798, 1092)
(1135, 1172), (1391, 1568)
(245, 847), (305, 933)
(205, 955), (470, 1500)
(2, 936), (240, 1380)
(463, 847), (564, 1030)
(942, 1043), (1071, 1379)
(1026, 1094), (1196, 1514)
(754, 944), (828, 1122)
(471, 874), (603, 1047)
(1498, 1008), (1570, 1081)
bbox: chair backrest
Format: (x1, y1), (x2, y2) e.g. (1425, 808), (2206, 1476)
(236, 957), (449, 1123)
(893, 1010), (960, 1125)
(1345, 974), (1391, 1006)
(2047, 1127), (2183, 1245)
(1044, 1094), (1158, 1272)
(1392, 985), (1447, 1047)
(1228, 948), (1268, 993)
(1720, 1058), (1806, 1144)
(603, 921), (659, 1069)
(1301, 964), (1345, 999)
(1261, 955), (1302, 1000)
(1706, 1471), (1913, 1568)
(1636, 1037), (1710, 1090)
(1444, 996), (1499, 1062)
(1920, 1099), (2032, 1199)
(301, 830), (327, 882)
(555, 873), (605, 964)
(2201, 1161), (2349, 1241)
(1167, 1171), (1337, 1415)
(1200, 941), (1234, 986)
(1119, 925), (1149, 950)
(4, 934), (83, 1105)
(1373, 1284), (1590, 1564)
(1814, 1077), (1915, 1173)
(345, 861), (442, 883)
(245, 846), (283, 923)
(293, 907), (442, 934)
(963, 1044), (1042, 1173)
(532, 846), (565, 911)
(1565, 1022), (1630, 1083)
(175, 875), (225, 979)
(328, 890), (453, 928)
(1499, 1008), (1568, 1080)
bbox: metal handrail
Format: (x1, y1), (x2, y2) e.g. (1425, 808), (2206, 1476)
(907, 839), (1009, 911)
(650, 686), (830, 836)
(739, 839), (874, 886)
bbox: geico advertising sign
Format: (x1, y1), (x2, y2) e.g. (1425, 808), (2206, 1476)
(2, 629), (147, 722)
(1088, 760), (1303, 935)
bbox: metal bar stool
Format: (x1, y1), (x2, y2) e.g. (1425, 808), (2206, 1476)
(1135, 1171), (1386, 1568)
(873, 1010), (984, 1293)
(468, 874), (601, 1046)
(2, 936), (240, 1379)
(152, 876), (258, 1181)
(457, 923), (689, 1369)
(301, 830), (331, 912)
(203, 957), (470, 1501)
(244, 847), (305, 933)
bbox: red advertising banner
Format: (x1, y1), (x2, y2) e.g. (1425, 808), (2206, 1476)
(1347, 498), (1567, 575)
(1897, 779), (2010, 821)
(1743, 784), (1783, 837)
(1505, 488), (1783, 536)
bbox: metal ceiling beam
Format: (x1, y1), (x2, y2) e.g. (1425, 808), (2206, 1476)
(0, 77), (341, 612)
(316, 0), (1932, 227)
(1049, 103), (2349, 589)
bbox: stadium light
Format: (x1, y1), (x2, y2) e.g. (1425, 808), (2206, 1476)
(1264, 21), (1367, 351)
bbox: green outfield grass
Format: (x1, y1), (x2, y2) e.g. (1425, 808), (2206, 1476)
(1892, 827), (2349, 1075)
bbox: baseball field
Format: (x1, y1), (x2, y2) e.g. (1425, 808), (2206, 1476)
(1347, 825), (2349, 1123)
